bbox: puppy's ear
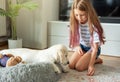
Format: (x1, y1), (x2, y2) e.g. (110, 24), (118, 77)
(54, 52), (60, 64)
(57, 49), (64, 64)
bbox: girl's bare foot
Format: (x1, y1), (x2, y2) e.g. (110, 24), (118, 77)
(95, 57), (103, 64)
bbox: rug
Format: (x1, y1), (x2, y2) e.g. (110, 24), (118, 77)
(58, 63), (120, 82)
(0, 62), (59, 82)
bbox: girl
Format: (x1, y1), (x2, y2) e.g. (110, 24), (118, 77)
(69, 0), (105, 76)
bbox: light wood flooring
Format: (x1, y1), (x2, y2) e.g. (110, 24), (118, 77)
(0, 41), (8, 50)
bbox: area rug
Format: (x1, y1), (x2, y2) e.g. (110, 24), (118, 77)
(0, 62), (59, 82)
(58, 63), (120, 82)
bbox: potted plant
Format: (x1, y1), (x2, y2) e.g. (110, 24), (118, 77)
(0, 0), (38, 48)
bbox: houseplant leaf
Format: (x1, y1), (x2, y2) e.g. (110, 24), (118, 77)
(0, 8), (7, 16)
(0, 0), (38, 40)
(0, 0), (38, 48)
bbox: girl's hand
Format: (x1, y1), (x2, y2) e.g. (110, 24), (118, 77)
(76, 46), (83, 55)
(87, 65), (95, 76)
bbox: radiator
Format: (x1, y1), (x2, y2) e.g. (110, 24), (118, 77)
(0, 0), (6, 36)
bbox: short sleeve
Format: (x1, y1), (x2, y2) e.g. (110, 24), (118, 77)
(93, 31), (100, 43)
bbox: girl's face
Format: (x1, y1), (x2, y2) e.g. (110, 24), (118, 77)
(74, 9), (88, 24)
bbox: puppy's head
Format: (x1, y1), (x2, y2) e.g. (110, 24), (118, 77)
(56, 45), (69, 65)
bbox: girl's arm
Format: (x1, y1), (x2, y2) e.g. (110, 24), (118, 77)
(87, 43), (99, 76)
(75, 46), (84, 55)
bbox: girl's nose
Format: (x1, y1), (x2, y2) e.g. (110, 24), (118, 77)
(78, 15), (81, 21)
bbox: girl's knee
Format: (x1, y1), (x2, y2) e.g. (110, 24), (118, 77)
(68, 63), (75, 69)
(75, 64), (86, 71)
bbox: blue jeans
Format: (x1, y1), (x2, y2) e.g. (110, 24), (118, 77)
(80, 44), (101, 59)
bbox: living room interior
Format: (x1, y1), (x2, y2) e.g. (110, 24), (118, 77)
(0, 0), (120, 82)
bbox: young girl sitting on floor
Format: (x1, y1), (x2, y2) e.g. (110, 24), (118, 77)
(69, 0), (105, 76)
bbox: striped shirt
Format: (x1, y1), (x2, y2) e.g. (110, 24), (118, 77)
(79, 23), (100, 47)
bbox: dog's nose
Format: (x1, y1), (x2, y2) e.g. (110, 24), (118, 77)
(67, 61), (69, 64)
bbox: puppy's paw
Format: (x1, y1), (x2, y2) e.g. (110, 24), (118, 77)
(55, 69), (62, 74)
(62, 69), (69, 73)
(52, 63), (62, 73)
(62, 66), (69, 73)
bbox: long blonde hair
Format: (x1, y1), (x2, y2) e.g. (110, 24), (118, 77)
(69, 0), (105, 48)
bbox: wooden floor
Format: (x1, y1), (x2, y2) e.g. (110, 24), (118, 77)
(0, 44), (8, 50)
(0, 44), (120, 67)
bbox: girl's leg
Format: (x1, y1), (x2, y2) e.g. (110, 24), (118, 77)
(95, 57), (103, 64)
(75, 51), (92, 71)
(75, 52), (103, 71)
(69, 51), (83, 69)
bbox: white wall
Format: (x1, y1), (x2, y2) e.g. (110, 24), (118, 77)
(101, 23), (120, 56)
(16, 0), (59, 49)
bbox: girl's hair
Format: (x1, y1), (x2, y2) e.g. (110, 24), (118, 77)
(69, 0), (105, 48)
